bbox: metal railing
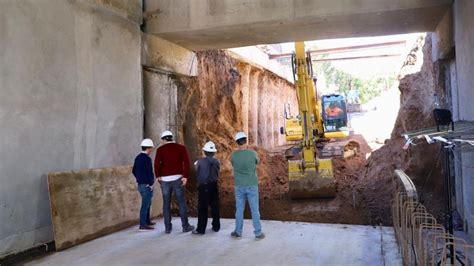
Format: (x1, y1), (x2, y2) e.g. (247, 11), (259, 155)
(392, 169), (474, 265)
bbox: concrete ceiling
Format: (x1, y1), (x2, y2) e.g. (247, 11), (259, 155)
(144, 0), (452, 50)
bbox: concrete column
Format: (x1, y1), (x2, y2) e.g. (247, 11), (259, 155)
(249, 70), (260, 146)
(267, 81), (274, 148)
(454, 0), (474, 238)
(449, 61), (459, 121)
(277, 80), (285, 146)
(455, 0), (474, 121)
(266, 78), (273, 148)
(454, 148), (464, 219)
(462, 152), (474, 234)
(270, 81), (277, 148)
(240, 65), (251, 137)
(258, 74), (268, 148)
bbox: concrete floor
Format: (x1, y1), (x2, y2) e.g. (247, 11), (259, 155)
(28, 218), (402, 266)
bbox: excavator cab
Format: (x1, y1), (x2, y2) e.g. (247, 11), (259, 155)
(321, 94), (350, 139)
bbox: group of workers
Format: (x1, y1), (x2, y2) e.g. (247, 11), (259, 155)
(131, 130), (265, 240)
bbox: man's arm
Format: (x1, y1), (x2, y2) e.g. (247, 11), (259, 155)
(146, 157), (155, 186)
(182, 146), (191, 179)
(132, 160), (137, 178)
(154, 149), (162, 179)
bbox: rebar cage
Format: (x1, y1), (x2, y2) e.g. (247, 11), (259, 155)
(392, 169), (474, 265)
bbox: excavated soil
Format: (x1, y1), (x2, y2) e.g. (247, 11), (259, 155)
(359, 34), (446, 225)
(182, 139), (371, 225)
(170, 36), (445, 226)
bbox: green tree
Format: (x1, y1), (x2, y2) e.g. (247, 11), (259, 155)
(314, 61), (392, 104)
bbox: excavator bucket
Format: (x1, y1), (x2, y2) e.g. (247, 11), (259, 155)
(288, 159), (336, 199)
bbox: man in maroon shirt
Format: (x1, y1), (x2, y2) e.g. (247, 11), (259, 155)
(155, 130), (195, 234)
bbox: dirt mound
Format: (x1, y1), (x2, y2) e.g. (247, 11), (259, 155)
(361, 34), (445, 225)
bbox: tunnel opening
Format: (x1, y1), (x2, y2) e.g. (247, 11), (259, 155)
(155, 33), (448, 226)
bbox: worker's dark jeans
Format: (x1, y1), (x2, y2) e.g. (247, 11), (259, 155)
(160, 179), (190, 230)
(138, 184), (153, 227)
(196, 182), (220, 233)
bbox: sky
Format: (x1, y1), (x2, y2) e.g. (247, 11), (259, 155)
(278, 33), (423, 79)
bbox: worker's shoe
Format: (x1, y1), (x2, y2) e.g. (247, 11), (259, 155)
(255, 233), (266, 241)
(165, 224), (172, 234)
(212, 227), (220, 232)
(147, 221), (156, 226)
(138, 225), (154, 232)
(183, 225), (195, 233)
(192, 230), (204, 235)
(230, 231), (242, 238)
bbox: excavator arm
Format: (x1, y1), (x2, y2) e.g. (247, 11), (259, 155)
(287, 42), (336, 198)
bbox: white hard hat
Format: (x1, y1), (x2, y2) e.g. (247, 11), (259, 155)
(235, 132), (247, 141)
(203, 141), (217, 152)
(141, 138), (154, 147)
(161, 130), (173, 139)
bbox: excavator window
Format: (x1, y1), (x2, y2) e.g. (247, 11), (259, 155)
(322, 95), (349, 132)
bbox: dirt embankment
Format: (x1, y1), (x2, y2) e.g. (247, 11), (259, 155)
(172, 50), (371, 224)
(361, 34), (446, 225)
(171, 36), (445, 226)
(174, 50), (297, 216)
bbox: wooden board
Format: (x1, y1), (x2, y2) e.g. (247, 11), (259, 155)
(47, 165), (162, 250)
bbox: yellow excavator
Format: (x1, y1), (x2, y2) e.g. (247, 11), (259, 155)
(282, 42), (349, 199)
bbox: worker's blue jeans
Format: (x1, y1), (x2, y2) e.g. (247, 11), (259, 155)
(160, 179), (190, 230)
(234, 186), (262, 236)
(138, 184), (153, 227)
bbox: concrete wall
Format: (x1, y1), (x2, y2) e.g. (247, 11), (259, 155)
(141, 32), (197, 157)
(143, 69), (179, 144)
(432, 8), (453, 62)
(454, 0), (474, 121)
(453, 0), (474, 237)
(48, 166), (162, 251)
(0, 0), (143, 256)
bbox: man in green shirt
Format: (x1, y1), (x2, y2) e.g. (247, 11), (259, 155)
(230, 132), (265, 240)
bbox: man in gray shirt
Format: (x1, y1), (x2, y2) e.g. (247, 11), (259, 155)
(192, 141), (221, 234)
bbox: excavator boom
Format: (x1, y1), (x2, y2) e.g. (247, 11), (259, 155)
(287, 42), (336, 199)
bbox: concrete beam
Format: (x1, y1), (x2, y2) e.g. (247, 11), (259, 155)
(144, 0), (451, 50)
(142, 33), (198, 76)
(84, 0), (143, 24)
(432, 8), (454, 61)
(227, 47), (293, 82)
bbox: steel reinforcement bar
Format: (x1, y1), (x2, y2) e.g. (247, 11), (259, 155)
(392, 169), (474, 265)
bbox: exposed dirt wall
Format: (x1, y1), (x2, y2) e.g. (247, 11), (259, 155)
(175, 50), (297, 213)
(362, 34), (446, 225)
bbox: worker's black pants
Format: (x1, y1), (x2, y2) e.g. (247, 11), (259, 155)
(196, 182), (220, 233)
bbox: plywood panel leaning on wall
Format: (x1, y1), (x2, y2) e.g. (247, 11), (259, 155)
(47, 166), (162, 250)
